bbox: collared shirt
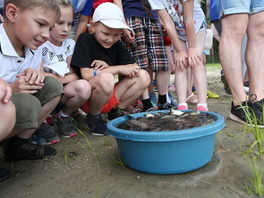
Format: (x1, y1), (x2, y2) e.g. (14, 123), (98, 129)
(0, 24), (42, 84)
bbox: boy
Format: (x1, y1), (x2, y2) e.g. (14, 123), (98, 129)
(0, 0), (63, 161)
(71, 2), (150, 136)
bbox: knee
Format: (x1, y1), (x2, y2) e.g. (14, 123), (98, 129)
(75, 80), (92, 100)
(97, 73), (115, 94)
(13, 93), (41, 122)
(138, 70), (150, 88)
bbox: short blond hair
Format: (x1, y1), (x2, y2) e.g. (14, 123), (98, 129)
(4, 0), (61, 18)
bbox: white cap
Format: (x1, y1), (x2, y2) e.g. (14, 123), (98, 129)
(93, 2), (131, 30)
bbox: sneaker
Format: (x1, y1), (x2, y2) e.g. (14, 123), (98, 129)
(229, 101), (264, 127)
(197, 105), (208, 112)
(0, 168), (11, 182)
(178, 105), (188, 110)
(145, 106), (159, 112)
(108, 107), (129, 120)
(30, 134), (46, 145)
(86, 114), (107, 136)
(34, 123), (60, 145)
(244, 81), (249, 94)
(168, 92), (178, 107)
(3, 137), (57, 162)
(220, 70), (231, 95)
(158, 102), (173, 110)
(56, 116), (77, 138)
(71, 109), (85, 123)
(149, 92), (158, 104)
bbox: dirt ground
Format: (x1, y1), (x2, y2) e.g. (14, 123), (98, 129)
(1, 65), (263, 198)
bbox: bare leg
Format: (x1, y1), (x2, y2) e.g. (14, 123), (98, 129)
(192, 30), (207, 104)
(115, 70), (150, 108)
(219, 14), (248, 105)
(61, 80), (91, 115)
(246, 12), (264, 100)
(88, 73), (115, 115)
(0, 101), (16, 140)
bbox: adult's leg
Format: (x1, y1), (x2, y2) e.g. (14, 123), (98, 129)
(219, 14), (248, 105)
(246, 11), (264, 100)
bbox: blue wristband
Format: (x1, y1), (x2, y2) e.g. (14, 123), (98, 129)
(93, 69), (97, 77)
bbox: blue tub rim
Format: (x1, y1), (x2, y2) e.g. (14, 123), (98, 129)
(107, 110), (225, 142)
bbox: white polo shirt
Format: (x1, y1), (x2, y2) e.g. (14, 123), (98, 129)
(0, 24), (42, 84)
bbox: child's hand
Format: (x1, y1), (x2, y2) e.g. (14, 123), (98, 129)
(187, 48), (201, 67)
(174, 51), (188, 72)
(122, 29), (135, 44)
(121, 64), (140, 78)
(10, 76), (43, 94)
(17, 68), (45, 85)
(0, 78), (12, 104)
(91, 60), (109, 70)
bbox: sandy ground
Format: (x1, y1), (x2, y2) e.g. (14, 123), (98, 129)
(1, 66), (263, 198)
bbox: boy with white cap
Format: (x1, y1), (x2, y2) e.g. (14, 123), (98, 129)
(71, 2), (150, 136)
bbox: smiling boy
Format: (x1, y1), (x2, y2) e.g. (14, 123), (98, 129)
(71, 3), (150, 136)
(0, 0), (63, 162)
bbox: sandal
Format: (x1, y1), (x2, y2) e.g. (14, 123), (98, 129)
(186, 93), (198, 104)
(4, 137), (57, 162)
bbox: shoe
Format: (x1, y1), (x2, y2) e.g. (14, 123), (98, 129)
(186, 93), (198, 104)
(168, 82), (176, 91)
(71, 109), (85, 123)
(145, 106), (159, 112)
(249, 95), (264, 112)
(4, 137), (57, 162)
(207, 90), (219, 98)
(55, 116), (77, 138)
(244, 81), (249, 94)
(0, 168), (11, 182)
(158, 102), (173, 110)
(86, 114), (107, 136)
(34, 123), (60, 145)
(229, 101), (264, 127)
(108, 107), (129, 120)
(220, 70), (231, 95)
(149, 92), (158, 104)
(178, 105), (188, 110)
(168, 92), (178, 107)
(196, 105), (208, 112)
(30, 134), (46, 145)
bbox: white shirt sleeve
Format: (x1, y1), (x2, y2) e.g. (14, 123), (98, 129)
(148, 0), (166, 10)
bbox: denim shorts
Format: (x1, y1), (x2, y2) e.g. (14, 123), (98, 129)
(218, 0), (264, 18)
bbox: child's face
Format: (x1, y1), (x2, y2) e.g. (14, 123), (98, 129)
(92, 22), (122, 49)
(49, 6), (73, 46)
(11, 6), (58, 50)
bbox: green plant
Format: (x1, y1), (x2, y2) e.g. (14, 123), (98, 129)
(71, 128), (92, 150)
(246, 157), (264, 196)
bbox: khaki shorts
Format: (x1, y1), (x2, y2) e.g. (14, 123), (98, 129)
(11, 76), (63, 129)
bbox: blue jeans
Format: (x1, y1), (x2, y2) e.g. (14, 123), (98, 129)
(218, 0), (264, 18)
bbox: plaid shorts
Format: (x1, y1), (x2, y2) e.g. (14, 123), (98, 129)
(123, 17), (168, 71)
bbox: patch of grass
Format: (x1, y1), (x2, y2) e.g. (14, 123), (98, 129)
(246, 157), (264, 197)
(71, 128), (92, 150)
(206, 63), (222, 69)
(102, 138), (113, 147)
(111, 153), (125, 166)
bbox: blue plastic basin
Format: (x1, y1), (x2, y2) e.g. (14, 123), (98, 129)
(107, 110), (225, 174)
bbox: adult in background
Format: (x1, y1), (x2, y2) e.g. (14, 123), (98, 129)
(218, 0), (264, 126)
